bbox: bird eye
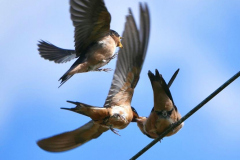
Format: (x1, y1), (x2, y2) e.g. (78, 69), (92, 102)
(162, 111), (167, 117)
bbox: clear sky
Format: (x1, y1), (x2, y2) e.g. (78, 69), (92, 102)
(1, 0), (240, 159)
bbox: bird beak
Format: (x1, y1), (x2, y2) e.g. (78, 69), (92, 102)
(118, 37), (123, 48)
(118, 42), (123, 48)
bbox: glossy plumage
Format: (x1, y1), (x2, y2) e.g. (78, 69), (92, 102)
(136, 69), (183, 139)
(38, 0), (123, 87)
(37, 3), (150, 152)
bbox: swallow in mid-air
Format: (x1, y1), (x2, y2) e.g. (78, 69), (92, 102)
(38, 0), (123, 87)
(37, 3), (150, 152)
(136, 69), (183, 139)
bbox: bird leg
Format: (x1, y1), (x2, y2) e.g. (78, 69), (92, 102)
(95, 53), (118, 72)
(106, 53), (118, 64)
(117, 114), (126, 122)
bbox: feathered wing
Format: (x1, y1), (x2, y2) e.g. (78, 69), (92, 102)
(70, 0), (111, 55)
(38, 0), (111, 63)
(104, 3), (150, 108)
(37, 120), (108, 152)
(55, 0), (112, 86)
(38, 40), (77, 63)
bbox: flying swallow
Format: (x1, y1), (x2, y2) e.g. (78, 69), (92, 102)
(38, 0), (123, 87)
(136, 69), (183, 139)
(37, 3), (150, 152)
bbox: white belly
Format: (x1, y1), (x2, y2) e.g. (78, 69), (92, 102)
(88, 36), (116, 70)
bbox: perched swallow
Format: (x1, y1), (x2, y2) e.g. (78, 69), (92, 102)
(38, 0), (123, 87)
(37, 3), (150, 152)
(136, 69), (183, 139)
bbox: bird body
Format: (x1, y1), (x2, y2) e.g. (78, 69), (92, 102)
(137, 69), (183, 139)
(65, 33), (118, 75)
(64, 101), (134, 130)
(107, 105), (133, 129)
(38, 0), (123, 87)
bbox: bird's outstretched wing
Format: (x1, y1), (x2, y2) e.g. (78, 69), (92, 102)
(104, 3), (150, 108)
(37, 120), (108, 152)
(70, 0), (111, 56)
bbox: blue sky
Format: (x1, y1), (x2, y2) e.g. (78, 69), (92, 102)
(1, 0), (240, 159)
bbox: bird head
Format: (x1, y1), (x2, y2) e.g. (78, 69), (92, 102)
(110, 30), (123, 48)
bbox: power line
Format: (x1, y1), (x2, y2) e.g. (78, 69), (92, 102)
(130, 71), (240, 160)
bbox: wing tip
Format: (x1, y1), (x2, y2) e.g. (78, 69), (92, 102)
(66, 100), (79, 105)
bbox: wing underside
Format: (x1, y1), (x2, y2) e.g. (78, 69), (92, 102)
(37, 120), (109, 152)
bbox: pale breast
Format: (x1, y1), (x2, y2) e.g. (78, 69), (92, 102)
(98, 35), (116, 57)
(144, 111), (183, 138)
(86, 36), (116, 70)
(107, 106), (132, 129)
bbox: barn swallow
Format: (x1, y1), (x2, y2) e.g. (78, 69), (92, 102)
(136, 69), (183, 139)
(38, 0), (123, 87)
(37, 3), (150, 152)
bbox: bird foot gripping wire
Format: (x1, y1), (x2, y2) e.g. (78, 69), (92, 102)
(170, 122), (177, 133)
(159, 139), (163, 143)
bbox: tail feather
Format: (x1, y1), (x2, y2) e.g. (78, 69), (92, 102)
(60, 108), (73, 111)
(147, 70), (161, 84)
(148, 69), (175, 104)
(58, 55), (87, 87)
(58, 74), (74, 88)
(62, 100), (95, 116)
(167, 68), (180, 88)
(38, 40), (76, 63)
(66, 100), (80, 105)
(148, 69), (179, 90)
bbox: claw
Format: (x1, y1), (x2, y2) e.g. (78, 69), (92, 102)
(112, 114), (126, 122)
(111, 53), (118, 59)
(159, 139), (163, 143)
(170, 123), (176, 133)
(106, 53), (118, 64)
(110, 126), (121, 136)
(97, 68), (112, 72)
(118, 115), (126, 121)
